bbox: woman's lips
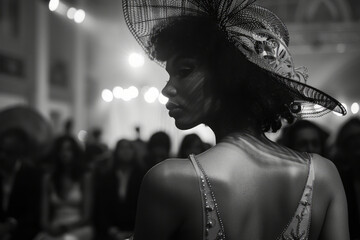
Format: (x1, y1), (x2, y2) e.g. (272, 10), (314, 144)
(166, 102), (182, 117)
(166, 102), (180, 110)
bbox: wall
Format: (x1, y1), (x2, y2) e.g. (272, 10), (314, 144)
(0, 0), (36, 105)
(0, 0), (87, 138)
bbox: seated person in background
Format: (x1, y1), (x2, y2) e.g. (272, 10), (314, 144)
(93, 139), (145, 240)
(36, 136), (93, 240)
(0, 128), (43, 240)
(177, 133), (205, 158)
(278, 120), (329, 157)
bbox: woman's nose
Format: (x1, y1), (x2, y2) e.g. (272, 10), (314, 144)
(162, 81), (177, 98)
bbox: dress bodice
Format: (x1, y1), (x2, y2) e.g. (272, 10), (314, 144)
(189, 149), (314, 240)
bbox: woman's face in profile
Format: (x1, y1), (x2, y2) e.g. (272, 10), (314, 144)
(162, 55), (213, 129)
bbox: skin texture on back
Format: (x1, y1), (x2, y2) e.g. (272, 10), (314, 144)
(134, 135), (349, 240)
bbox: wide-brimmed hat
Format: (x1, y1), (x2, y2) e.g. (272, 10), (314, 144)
(122, 0), (346, 118)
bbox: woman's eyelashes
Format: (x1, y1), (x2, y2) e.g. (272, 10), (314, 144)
(177, 66), (195, 78)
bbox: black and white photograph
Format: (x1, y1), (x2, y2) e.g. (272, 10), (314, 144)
(0, 0), (360, 239)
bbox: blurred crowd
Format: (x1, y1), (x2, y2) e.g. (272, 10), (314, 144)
(0, 106), (359, 240)
(0, 106), (212, 240)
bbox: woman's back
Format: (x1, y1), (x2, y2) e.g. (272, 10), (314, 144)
(134, 134), (348, 240)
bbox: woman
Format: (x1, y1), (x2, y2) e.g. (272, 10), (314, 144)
(37, 136), (93, 240)
(123, 0), (349, 239)
(94, 139), (145, 240)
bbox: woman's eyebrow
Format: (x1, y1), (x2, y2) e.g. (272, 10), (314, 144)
(176, 57), (199, 67)
(166, 55), (198, 73)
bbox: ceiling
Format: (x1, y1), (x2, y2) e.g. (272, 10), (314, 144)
(83, 0), (360, 100)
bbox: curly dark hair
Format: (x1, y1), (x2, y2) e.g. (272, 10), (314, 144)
(149, 16), (296, 132)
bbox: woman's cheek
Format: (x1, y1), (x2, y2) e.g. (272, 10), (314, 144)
(203, 97), (214, 114)
(185, 72), (207, 103)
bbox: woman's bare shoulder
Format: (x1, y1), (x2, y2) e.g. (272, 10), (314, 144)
(147, 158), (195, 176)
(141, 158), (198, 198)
(311, 153), (344, 197)
(312, 154), (340, 179)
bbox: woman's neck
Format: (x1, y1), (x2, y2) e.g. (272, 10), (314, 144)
(208, 117), (263, 143)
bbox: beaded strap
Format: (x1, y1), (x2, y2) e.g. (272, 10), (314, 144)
(189, 154), (207, 239)
(278, 154), (314, 240)
(189, 154), (226, 240)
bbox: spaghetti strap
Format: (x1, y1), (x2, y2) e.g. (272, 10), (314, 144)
(189, 154), (207, 239)
(189, 154), (226, 240)
(278, 153), (315, 240)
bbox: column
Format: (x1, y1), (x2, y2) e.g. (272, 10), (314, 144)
(72, 4), (87, 135)
(33, 0), (49, 117)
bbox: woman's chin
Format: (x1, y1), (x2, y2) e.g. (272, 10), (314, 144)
(174, 119), (199, 130)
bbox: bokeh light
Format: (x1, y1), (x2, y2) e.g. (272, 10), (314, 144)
(128, 53), (144, 68)
(128, 86), (139, 99)
(77, 130), (87, 142)
(67, 7), (77, 19)
(74, 9), (86, 23)
(351, 102), (359, 114)
(144, 87), (159, 103)
(113, 86), (124, 99)
(49, 0), (59, 11)
(122, 89), (133, 101)
(102, 89), (113, 102)
(158, 93), (169, 105)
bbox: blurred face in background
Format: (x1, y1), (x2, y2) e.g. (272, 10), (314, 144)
(292, 127), (322, 154)
(59, 140), (75, 165)
(115, 140), (135, 164)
